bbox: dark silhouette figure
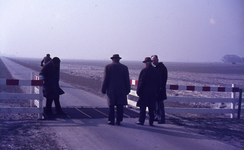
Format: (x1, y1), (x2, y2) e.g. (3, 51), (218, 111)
(39, 57), (65, 116)
(101, 54), (131, 125)
(151, 55), (168, 124)
(136, 57), (160, 126)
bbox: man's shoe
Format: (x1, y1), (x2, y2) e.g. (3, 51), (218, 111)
(149, 123), (154, 126)
(158, 121), (165, 124)
(108, 121), (115, 125)
(135, 122), (144, 125)
(116, 122), (121, 125)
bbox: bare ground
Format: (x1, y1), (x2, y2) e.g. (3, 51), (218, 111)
(1, 57), (244, 149)
(0, 58), (69, 150)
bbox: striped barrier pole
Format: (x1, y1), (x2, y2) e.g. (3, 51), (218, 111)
(129, 79), (241, 118)
(129, 79), (239, 92)
(0, 79), (44, 86)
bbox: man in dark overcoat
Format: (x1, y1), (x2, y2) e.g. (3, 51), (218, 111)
(101, 54), (131, 125)
(136, 57), (160, 126)
(151, 55), (168, 124)
(39, 57), (65, 116)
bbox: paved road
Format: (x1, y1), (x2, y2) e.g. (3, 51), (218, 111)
(1, 57), (241, 150)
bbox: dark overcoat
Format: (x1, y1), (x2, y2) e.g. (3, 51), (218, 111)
(101, 62), (131, 106)
(136, 64), (160, 107)
(39, 61), (62, 99)
(155, 62), (168, 101)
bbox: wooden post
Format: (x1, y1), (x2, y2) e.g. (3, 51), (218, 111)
(38, 84), (43, 119)
(237, 89), (243, 119)
(231, 84), (236, 118)
(30, 72), (34, 107)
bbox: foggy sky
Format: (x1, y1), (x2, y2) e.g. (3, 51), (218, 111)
(0, 0), (243, 62)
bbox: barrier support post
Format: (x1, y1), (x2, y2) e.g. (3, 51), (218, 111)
(237, 89), (243, 119)
(38, 85), (43, 119)
(231, 84), (236, 118)
(30, 72), (34, 107)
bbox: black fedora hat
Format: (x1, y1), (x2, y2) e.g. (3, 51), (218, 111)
(110, 54), (122, 59)
(143, 57), (152, 63)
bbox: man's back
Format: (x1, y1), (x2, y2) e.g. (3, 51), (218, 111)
(102, 62), (130, 93)
(137, 64), (159, 98)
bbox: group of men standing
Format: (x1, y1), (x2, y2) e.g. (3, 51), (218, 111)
(101, 54), (168, 126)
(39, 53), (167, 126)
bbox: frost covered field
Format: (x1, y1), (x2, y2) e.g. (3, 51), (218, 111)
(60, 59), (244, 87)
(12, 57), (244, 108)
(60, 59), (244, 95)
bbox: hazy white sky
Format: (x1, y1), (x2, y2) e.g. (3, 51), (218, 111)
(0, 0), (243, 62)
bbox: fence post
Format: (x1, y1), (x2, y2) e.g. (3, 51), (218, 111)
(237, 89), (243, 119)
(231, 84), (236, 118)
(38, 83), (43, 119)
(30, 72), (34, 107)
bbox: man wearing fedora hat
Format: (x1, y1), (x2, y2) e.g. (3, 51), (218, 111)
(101, 54), (131, 125)
(136, 57), (160, 126)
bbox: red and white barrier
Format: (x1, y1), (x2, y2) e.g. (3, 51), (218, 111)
(128, 79), (243, 118)
(35, 75), (40, 80)
(130, 79), (138, 86)
(0, 79), (43, 86)
(130, 79), (239, 92)
(30, 74), (44, 119)
(0, 75), (44, 119)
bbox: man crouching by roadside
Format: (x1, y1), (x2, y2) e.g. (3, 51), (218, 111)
(101, 54), (131, 125)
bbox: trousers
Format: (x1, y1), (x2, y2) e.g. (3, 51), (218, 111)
(108, 104), (123, 123)
(139, 105), (154, 125)
(154, 100), (165, 122)
(45, 95), (62, 114)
